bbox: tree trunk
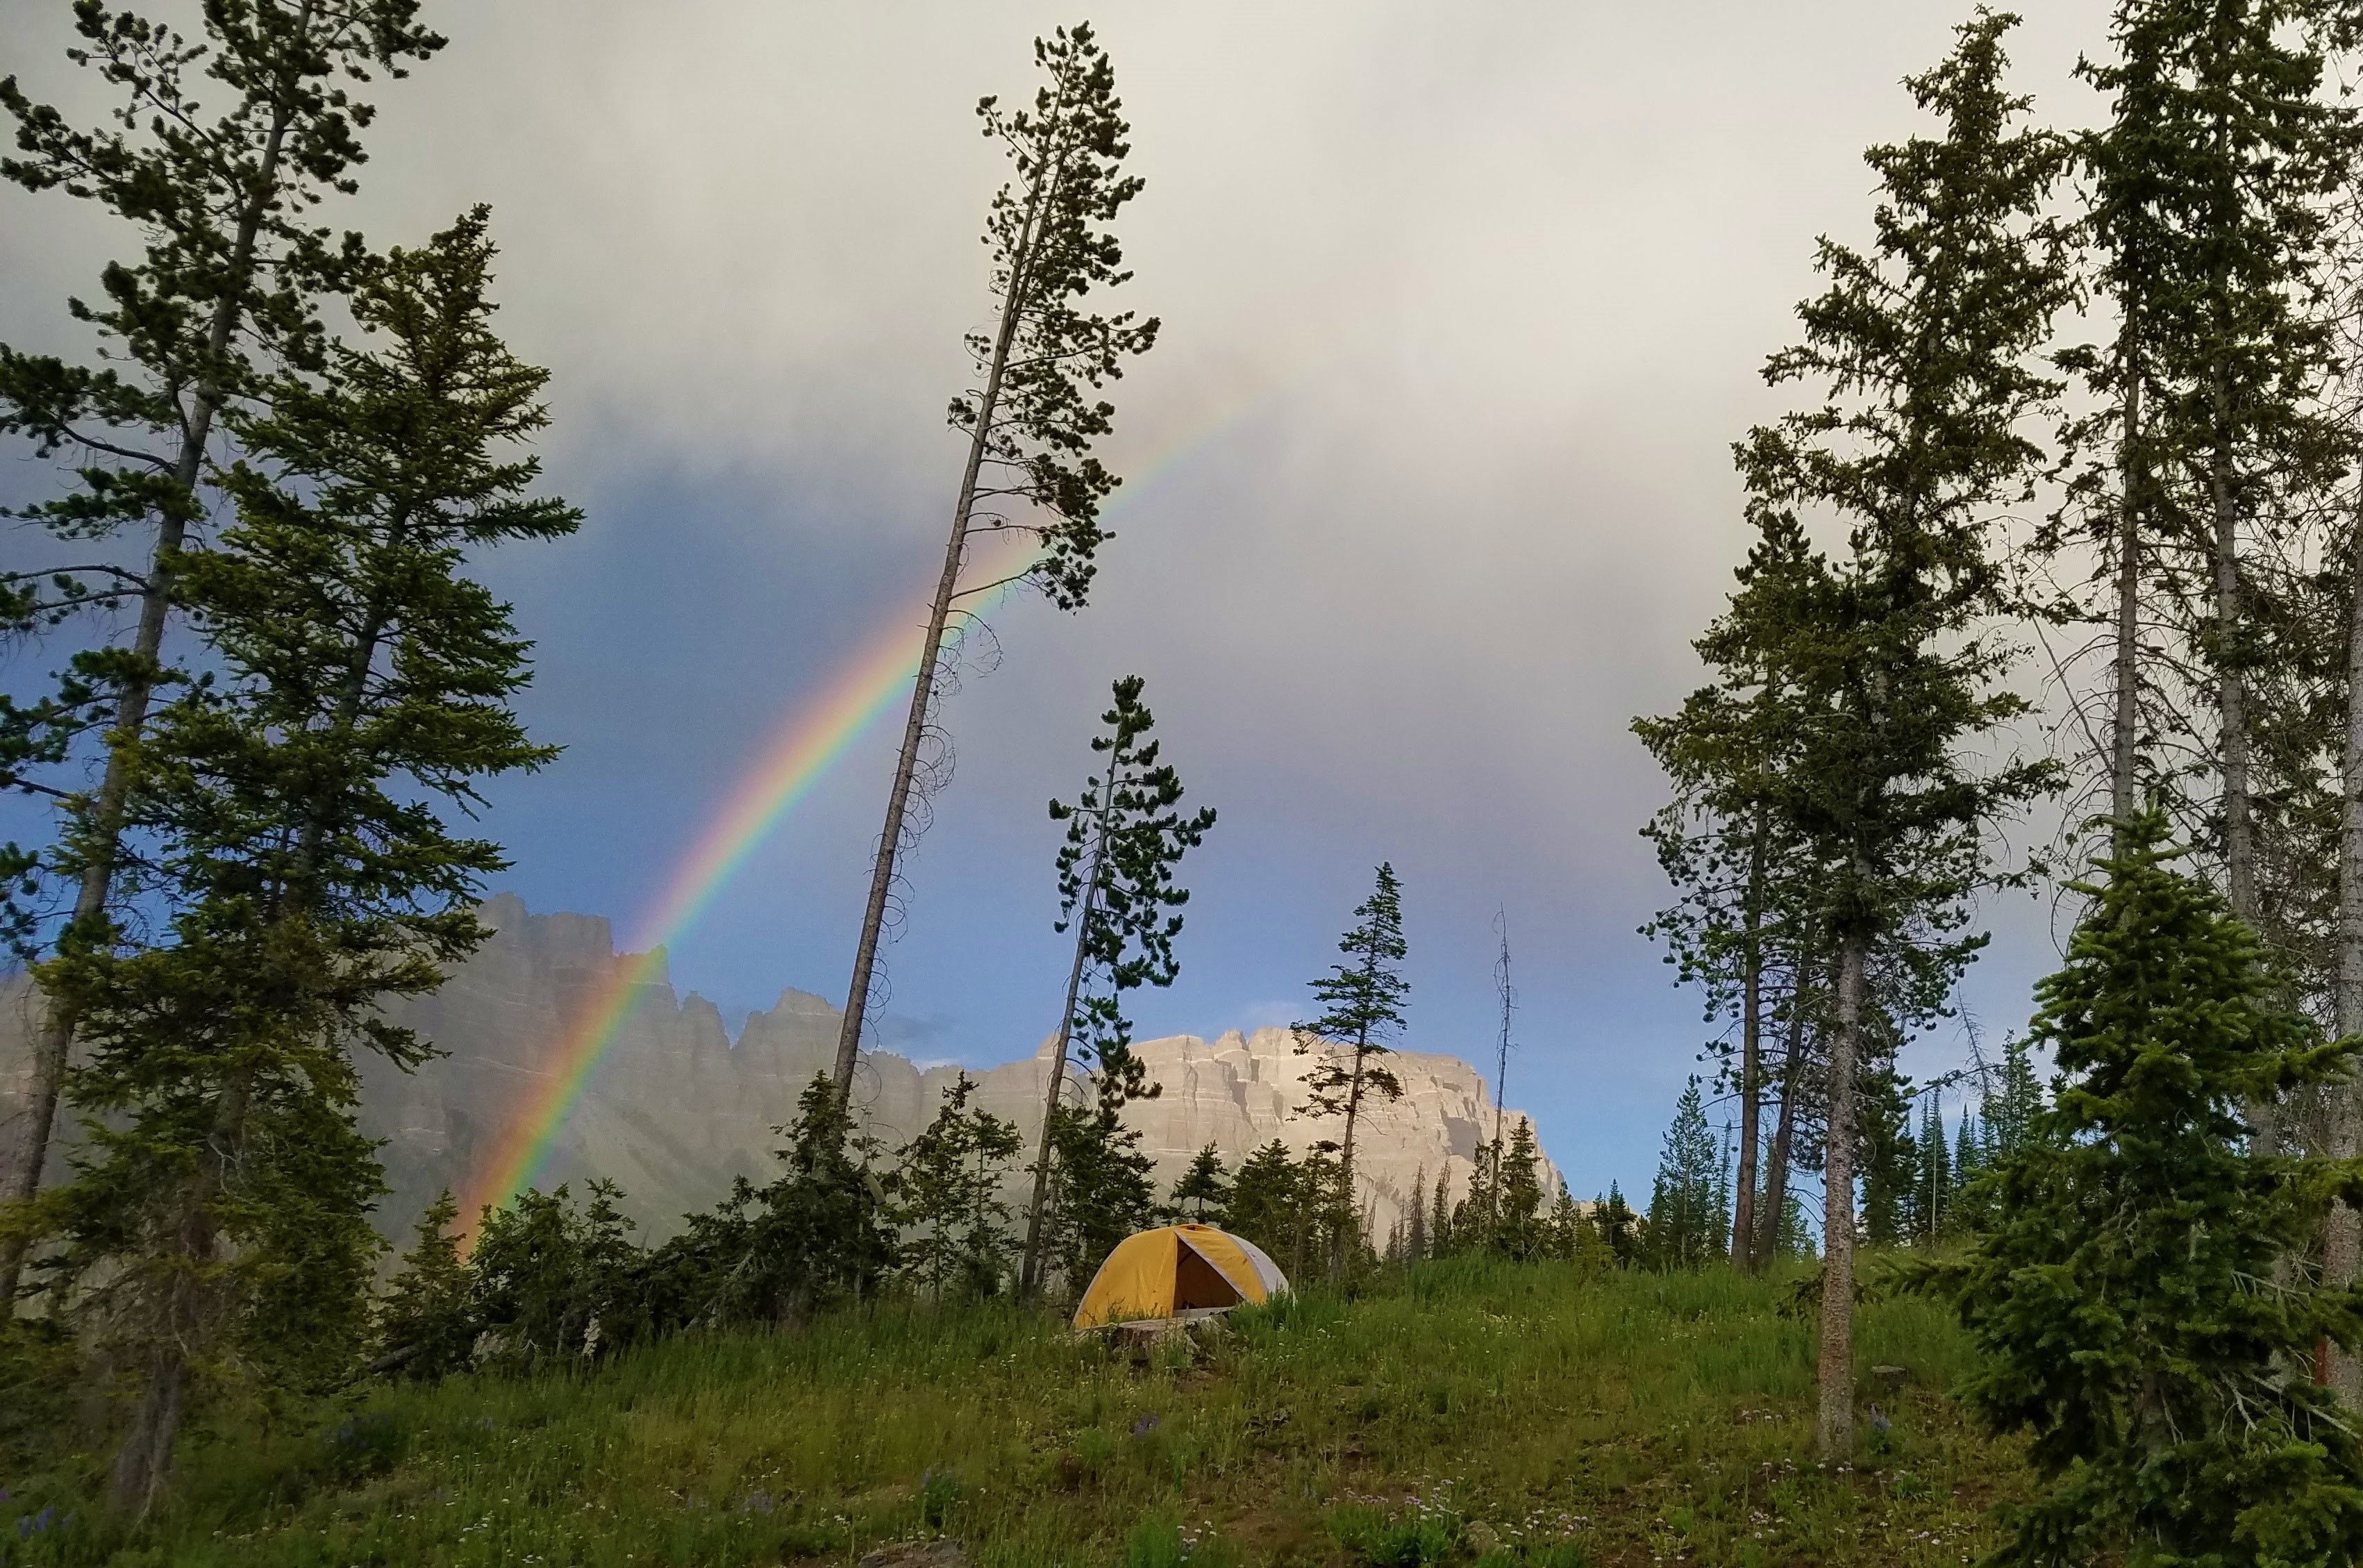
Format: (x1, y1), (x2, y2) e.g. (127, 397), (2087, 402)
(108, 1062), (253, 1515)
(1732, 814), (1767, 1269)
(1760, 949), (1814, 1265)
(1017, 770), (1116, 1299)
(2207, 361), (2276, 1160)
(832, 124), (1066, 1110)
(2111, 324), (2144, 830)
(0, 32), (309, 1308)
(1817, 931), (1866, 1461)
(2329, 508), (2363, 1407)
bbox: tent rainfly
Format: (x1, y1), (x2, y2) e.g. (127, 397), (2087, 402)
(1071, 1223), (1290, 1330)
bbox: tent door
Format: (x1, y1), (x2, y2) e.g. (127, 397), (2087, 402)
(1173, 1236), (1246, 1311)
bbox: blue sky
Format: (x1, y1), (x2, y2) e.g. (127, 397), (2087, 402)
(0, 0), (2116, 1199)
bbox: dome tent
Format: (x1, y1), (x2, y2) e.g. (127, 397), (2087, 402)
(1071, 1223), (1289, 1329)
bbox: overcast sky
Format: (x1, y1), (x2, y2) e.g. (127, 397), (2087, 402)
(0, 1), (2122, 1197)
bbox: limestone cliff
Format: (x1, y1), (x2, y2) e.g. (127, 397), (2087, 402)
(1, 894), (1560, 1245)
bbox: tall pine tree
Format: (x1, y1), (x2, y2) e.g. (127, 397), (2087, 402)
(835, 24), (1159, 1100)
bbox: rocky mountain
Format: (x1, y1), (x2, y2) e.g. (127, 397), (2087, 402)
(1, 894), (1560, 1247)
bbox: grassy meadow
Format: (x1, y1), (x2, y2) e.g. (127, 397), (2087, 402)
(3, 1258), (2026, 1567)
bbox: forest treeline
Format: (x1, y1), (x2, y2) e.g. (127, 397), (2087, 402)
(1626, 0), (2363, 1560)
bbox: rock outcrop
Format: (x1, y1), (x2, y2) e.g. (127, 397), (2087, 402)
(1, 894), (1559, 1245)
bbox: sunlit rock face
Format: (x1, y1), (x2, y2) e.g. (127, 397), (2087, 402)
(0, 894), (1558, 1246)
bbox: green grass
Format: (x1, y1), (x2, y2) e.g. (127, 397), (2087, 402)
(4, 1258), (2026, 1566)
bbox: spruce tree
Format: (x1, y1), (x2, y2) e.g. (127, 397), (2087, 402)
(1707, 12), (2069, 1454)
(1018, 675), (1213, 1294)
(1595, 1182), (1639, 1269)
(835, 24), (1158, 1100)
(1497, 1119), (1547, 1260)
(1225, 1140), (1301, 1269)
(892, 1074), (1022, 1301)
(1294, 862), (1411, 1258)
(1918, 814), (2363, 1566)
(1168, 1143), (1230, 1224)
(21, 212), (574, 1512)
(0, 0), (446, 1310)
(376, 1190), (475, 1381)
(1643, 1080), (1724, 1270)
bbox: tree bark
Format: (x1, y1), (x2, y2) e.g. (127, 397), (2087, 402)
(0, 22), (309, 1308)
(1017, 765), (1116, 1299)
(2329, 507), (2363, 1407)
(1732, 812), (1767, 1269)
(1760, 947), (1814, 1265)
(1817, 931), (1866, 1461)
(832, 111), (1069, 1110)
(2111, 324), (2144, 830)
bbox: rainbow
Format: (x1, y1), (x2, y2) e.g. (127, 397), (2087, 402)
(455, 397), (1269, 1232)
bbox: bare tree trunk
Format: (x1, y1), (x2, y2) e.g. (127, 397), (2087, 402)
(1017, 774), (1114, 1299)
(2329, 509), (2363, 1407)
(2111, 325), (2144, 829)
(0, 39), (308, 1307)
(1760, 947), (1814, 1265)
(1733, 815), (1767, 1269)
(832, 129), (1065, 1110)
(2205, 364), (2276, 1164)
(1817, 931), (1866, 1461)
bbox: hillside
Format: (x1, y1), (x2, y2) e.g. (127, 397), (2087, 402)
(0, 1259), (2023, 1567)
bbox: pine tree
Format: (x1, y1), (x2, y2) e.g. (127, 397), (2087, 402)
(1042, 1099), (1158, 1294)
(1294, 862), (1410, 1263)
(1019, 676), (1213, 1294)
(22, 212), (574, 1512)
(1225, 1141), (1301, 1269)
(1710, 13), (2069, 1456)
(1982, 1033), (2046, 1160)
(465, 1181), (645, 1372)
(1917, 813), (2363, 1565)
(1644, 1081), (1725, 1271)
(1405, 1166), (1428, 1262)
(374, 1190), (474, 1381)
(1595, 1182), (1639, 1269)
(893, 1074), (1023, 1301)
(1912, 1092), (1951, 1244)
(835, 24), (1159, 1100)
(713, 1075), (897, 1326)
(1857, 1069), (1918, 1248)
(1169, 1143), (1231, 1224)
(0, 0), (446, 1313)
(1496, 1119), (1547, 1261)
(1429, 1165), (1455, 1259)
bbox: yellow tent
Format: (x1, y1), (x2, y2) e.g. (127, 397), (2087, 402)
(1071, 1223), (1290, 1330)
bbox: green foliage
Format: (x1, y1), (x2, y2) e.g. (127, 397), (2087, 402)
(892, 1073), (1021, 1301)
(958, 23), (1160, 609)
(1914, 814), (2363, 1566)
(1295, 863), (1411, 1244)
(19, 212), (572, 1509)
(466, 1181), (645, 1370)
(1327, 1497), (1462, 1565)
(1042, 1100), (1158, 1294)
(1643, 1081), (1726, 1271)
(0, 0), (446, 996)
(1048, 676), (1216, 1085)
(1495, 1121), (1548, 1261)
(1167, 1143), (1230, 1224)
(376, 1192), (474, 1381)
(1594, 1182), (1639, 1269)
(683, 1074), (897, 1326)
